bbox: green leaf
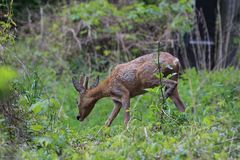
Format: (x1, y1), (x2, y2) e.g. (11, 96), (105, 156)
(50, 98), (60, 109)
(203, 115), (215, 126)
(35, 137), (53, 147)
(29, 100), (48, 114)
(30, 124), (43, 131)
(0, 66), (17, 99)
(103, 50), (111, 56)
(29, 102), (42, 114)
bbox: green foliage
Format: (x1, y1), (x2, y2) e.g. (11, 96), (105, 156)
(1, 65), (240, 159)
(64, 0), (194, 68)
(69, 0), (118, 26)
(3, 0), (194, 76)
(69, 0), (193, 32)
(0, 0), (15, 46)
(0, 66), (17, 99)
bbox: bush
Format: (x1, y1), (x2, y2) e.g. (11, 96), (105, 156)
(7, 0), (193, 74)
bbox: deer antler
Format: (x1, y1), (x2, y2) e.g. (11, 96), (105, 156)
(90, 76), (99, 89)
(83, 76), (89, 90)
(72, 76), (85, 93)
(79, 75), (85, 86)
(73, 75), (99, 92)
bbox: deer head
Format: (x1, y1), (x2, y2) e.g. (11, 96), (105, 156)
(72, 75), (99, 121)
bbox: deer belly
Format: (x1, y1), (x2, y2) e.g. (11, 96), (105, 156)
(130, 89), (147, 98)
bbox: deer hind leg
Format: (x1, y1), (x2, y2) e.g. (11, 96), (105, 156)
(110, 86), (131, 126)
(105, 101), (121, 127)
(122, 93), (130, 126)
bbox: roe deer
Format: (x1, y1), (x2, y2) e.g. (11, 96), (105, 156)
(72, 52), (185, 126)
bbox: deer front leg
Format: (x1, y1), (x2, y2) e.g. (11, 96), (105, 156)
(105, 101), (121, 127)
(162, 79), (177, 99)
(110, 86), (131, 126)
(170, 88), (185, 112)
(163, 79), (185, 112)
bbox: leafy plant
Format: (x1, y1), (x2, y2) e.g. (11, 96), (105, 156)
(0, 0), (15, 46)
(0, 66), (17, 99)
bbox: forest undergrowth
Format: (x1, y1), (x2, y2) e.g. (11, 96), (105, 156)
(1, 60), (240, 159)
(0, 0), (240, 159)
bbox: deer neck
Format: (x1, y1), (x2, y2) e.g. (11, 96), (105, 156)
(87, 79), (109, 101)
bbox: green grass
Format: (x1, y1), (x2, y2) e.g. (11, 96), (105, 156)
(1, 67), (239, 159)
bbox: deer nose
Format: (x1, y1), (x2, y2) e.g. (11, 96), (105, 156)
(76, 115), (81, 120)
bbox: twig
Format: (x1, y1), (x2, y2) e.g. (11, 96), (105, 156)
(66, 28), (82, 50)
(161, 108), (180, 125)
(144, 127), (150, 143)
(157, 41), (165, 106)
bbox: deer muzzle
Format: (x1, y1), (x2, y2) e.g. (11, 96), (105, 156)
(76, 115), (84, 121)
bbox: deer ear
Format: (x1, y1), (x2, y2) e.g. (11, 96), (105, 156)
(72, 76), (84, 93)
(90, 75), (99, 89)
